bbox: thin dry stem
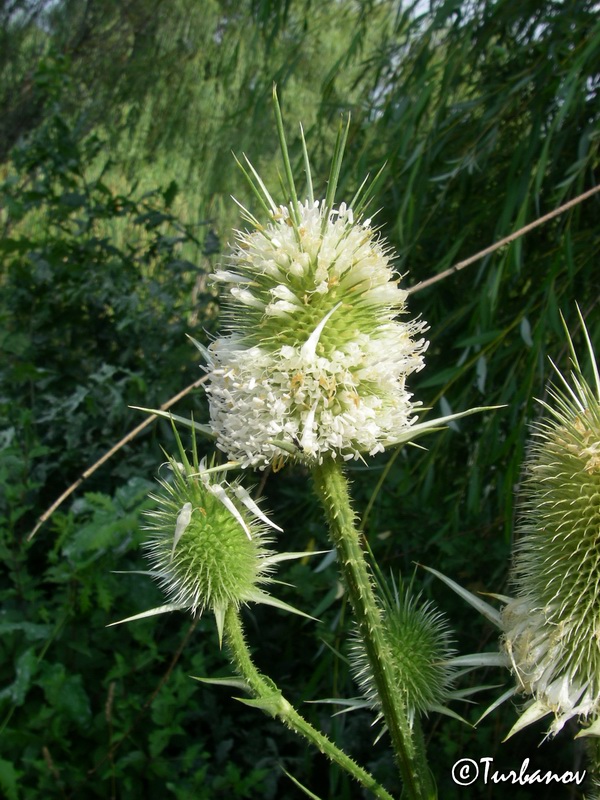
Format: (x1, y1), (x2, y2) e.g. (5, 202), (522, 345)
(28, 375), (208, 540)
(408, 185), (600, 294)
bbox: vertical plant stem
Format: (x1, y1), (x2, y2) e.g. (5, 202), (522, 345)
(223, 604), (395, 800)
(312, 456), (435, 800)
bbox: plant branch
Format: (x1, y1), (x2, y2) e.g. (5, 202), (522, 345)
(223, 604), (395, 800)
(409, 184), (600, 294)
(28, 375), (209, 541)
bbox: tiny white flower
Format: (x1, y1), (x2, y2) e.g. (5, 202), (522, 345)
(194, 106), (434, 469)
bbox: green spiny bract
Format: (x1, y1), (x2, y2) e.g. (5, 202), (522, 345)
(110, 428), (319, 639)
(501, 311), (600, 738)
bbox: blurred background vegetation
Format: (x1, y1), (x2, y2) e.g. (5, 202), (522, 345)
(1, 0), (598, 797)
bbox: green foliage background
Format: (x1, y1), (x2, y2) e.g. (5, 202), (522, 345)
(1, 1), (598, 797)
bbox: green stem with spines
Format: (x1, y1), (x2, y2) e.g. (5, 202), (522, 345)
(223, 604), (395, 800)
(312, 456), (435, 800)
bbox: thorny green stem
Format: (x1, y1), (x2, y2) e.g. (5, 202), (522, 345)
(224, 604), (394, 800)
(312, 457), (435, 800)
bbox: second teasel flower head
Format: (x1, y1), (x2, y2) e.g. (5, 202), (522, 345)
(350, 584), (460, 727)
(143, 443), (281, 623)
(204, 92), (428, 469)
(423, 311), (600, 742)
(499, 311), (600, 739)
(128, 425), (319, 641)
(110, 426), (321, 639)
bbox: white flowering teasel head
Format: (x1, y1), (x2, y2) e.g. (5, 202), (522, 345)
(203, 91), (428, 469)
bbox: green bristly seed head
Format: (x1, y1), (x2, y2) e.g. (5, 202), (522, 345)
(110, 426), (319, 637)
(144, 467), (267, 615)
(143, 430), (280, 621)
(501, 309), (600, 738)
(351, 585), (457, 725)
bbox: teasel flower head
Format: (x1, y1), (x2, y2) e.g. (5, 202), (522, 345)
(427, 309), (600, 740)
(109, 424), (316, 643)
(499, 309), (600, 739)
(326, 577), (487, 732)
(352, 583), (462, 728)
(202, 89), (428, 470)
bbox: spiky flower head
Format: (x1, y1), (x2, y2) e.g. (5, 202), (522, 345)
(110, 426), (315, 641)
(499, 310), (600, 739)
(203, 91), (427, 470)
(144, 429), (283, 626)
(350, 582), (461, 726)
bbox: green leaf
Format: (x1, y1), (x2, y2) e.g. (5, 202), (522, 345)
(192, 676), (250, 692)
(0, 621), (52, 641)
(38, 664), (91, 727)
(0, 759), (21, 800)
(162, 179), (178, 207)
(233, 695), (282, 716)
(0, 647), (38, 707)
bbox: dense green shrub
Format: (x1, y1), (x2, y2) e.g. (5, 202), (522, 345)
(0, 56), (218, 518)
